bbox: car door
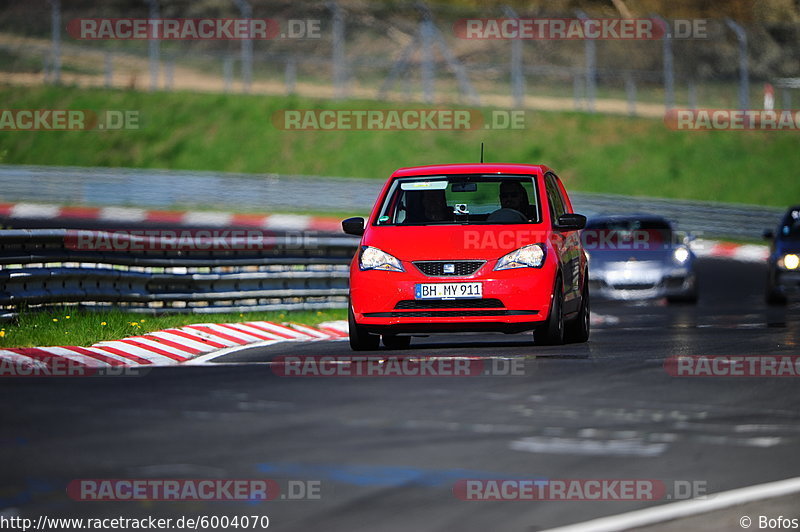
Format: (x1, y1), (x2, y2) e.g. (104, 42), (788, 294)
(545, 172), (581, 314)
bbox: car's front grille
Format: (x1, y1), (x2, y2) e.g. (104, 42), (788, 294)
(413, 261), (485, 276)
(611, 283), (657, 290)
(394, 298), (504, 309)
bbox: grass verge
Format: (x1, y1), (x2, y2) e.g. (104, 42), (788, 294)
(0, 85), (798, 206)
(0, 308), (346, 349)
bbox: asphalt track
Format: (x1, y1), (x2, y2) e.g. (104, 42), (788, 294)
(3, 258), (800, 531)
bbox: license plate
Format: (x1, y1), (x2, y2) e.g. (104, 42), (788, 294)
(606, 270), (660, 284)
(415, 282), (482, 299)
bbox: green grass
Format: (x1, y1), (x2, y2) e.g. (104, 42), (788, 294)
(0, 85), (798, 207)
(0, 308), (346, 349)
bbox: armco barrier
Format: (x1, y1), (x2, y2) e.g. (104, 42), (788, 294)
(0, 165), (786, 241)
(0, 229), (359, 320)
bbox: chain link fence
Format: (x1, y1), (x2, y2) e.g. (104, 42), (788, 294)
(1, 1), (799, 115)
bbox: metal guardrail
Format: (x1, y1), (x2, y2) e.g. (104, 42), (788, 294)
(0, 165), (787, 241)
(0, 229), (359, 319)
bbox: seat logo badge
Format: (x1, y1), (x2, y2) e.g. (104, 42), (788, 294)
(443, 263), (455, 274)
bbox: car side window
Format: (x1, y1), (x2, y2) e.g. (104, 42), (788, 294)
(544, 173), (566, 222)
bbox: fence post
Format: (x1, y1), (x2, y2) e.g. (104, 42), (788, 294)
(575, 10), (596, 113)
(688, 78), (697, 109)
(573, 72), (584, 111)
(503, 6), (524, 108)
(223, 56), (233, 93)
(329, 1), (346, 99)
(652, 15), (674, 111)
(624, 72), (637, 116)
(419, 5), (435, 104)
(233, 0), (253, 93)
(146, 0), (160, 92)
(285, 57), (297, 95)
(165, 58), (174, 90)
(725, 18), (749, 111)
(47, 0), (61, 84)
(104, 52), (113, 88)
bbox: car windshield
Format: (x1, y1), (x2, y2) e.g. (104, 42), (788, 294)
(584, 218), (674, 249)
(779, 209), (800, 240)
(375, 174), (540, 225)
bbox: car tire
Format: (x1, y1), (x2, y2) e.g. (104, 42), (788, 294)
(667, 275), (698, 304)
(348, 305), (380, 351)
(766, 286), (787, 306)
(382, 335), (411, 350)
(564, 279), (590, 344)
(534, 275), (565, 346)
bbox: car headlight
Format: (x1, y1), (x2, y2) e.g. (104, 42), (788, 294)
(494, 244), (546, 271)
(779, 253), (800, 270)
(673, 246), (690, 264)
(359, 246), (404, 272)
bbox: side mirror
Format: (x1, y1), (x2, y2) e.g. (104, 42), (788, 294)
(342, 217), (365, 236)
(555, 213), (587, 232)
(763, 229), (775, 240)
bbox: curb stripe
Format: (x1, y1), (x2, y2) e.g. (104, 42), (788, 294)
(82, 346), (153, 365)
(215, 323), (281, 342)
(139, 334), (205, 355)
(182, 325), (249, 345)
(159, 329), (229, 349)
(61, 346), (128, 366)
(116, 339), (189, 362)
(1, 320), (349, 369)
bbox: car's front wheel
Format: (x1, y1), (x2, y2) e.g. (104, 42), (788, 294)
(348, 305), (380, 351)
(534, 276), (565, 346)
(564, 278), (590, 343)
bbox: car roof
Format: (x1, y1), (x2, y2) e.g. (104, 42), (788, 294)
(391, 163), (551, 178)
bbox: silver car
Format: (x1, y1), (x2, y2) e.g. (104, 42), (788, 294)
(584, 214), (698, 303)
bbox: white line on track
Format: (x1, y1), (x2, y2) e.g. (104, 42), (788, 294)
(541, 475), (800, 532)
(184, 340), (283, 365)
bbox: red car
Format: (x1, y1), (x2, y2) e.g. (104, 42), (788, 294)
(342, 163), (589, 350)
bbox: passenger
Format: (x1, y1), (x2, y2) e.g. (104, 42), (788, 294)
(420, 190), (449, 222)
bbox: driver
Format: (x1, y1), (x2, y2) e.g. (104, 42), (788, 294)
(498, 181), (535, 220)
